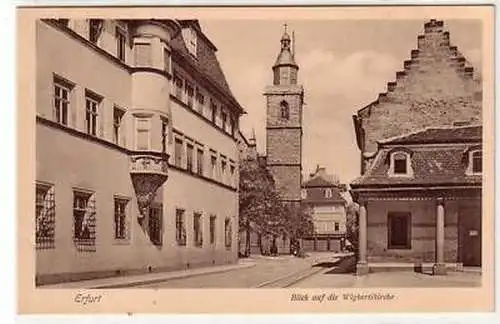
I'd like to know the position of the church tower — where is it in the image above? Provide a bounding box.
[264,24,304,212]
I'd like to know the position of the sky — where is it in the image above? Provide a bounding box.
[200,19,482,183]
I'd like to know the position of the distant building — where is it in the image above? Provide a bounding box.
[350,19,482,275]
[35,19,245,284]
[301,166,347,253]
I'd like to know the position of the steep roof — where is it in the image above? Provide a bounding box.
[302,187,346,204]
[379,125,482,145]
[303,176,335,188]
[170,20,245,115]
[351,126,482,188]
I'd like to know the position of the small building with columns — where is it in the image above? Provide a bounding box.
[350,125,482,275]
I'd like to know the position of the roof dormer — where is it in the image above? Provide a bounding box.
[182,26,197,57]
[387,148,414,178]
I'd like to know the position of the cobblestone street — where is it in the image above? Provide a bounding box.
[134,255,315,288]
[131,253,481,289]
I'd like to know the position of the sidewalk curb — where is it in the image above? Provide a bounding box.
[44,262,257,289]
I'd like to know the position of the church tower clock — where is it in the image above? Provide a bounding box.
[264,24,304,215]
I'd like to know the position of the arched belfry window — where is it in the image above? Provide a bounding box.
[280,101,290,120]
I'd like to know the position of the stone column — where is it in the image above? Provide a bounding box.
[356,200,369,275]
[433,198,447,275]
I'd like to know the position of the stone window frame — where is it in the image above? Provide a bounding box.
[113,106,125,145]
[388,149,414,178]
[84,89,103,137]
[175,208,187,246]
[280,100,290,120]
[88,19,104,44]
[224,217,232,249]
[35,182,56,250]
[324,188,333,198]
[387,212,412,250]
[72,188,97,252]
[334,222,340,232]
[466,149,482,176]
[113,195,131,244]
[149,203,163,247]
[133,114,153,151]
[115,25,127,62]
[193,212,203,247]
[209,215,216,245]
[53,74,75,127]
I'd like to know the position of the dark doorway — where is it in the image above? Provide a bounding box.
[388,212,411,249]
[459,204,482,266]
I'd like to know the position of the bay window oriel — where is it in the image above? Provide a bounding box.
[135,117,151,151]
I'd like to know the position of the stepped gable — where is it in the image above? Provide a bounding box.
[354,19,482,154]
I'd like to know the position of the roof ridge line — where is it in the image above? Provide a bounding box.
[378,124,482,144]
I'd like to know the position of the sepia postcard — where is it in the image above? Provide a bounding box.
[17,4,494,314]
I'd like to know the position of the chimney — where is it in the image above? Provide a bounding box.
[317,167,327,178]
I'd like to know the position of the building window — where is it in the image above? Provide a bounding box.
[174,138,183,167]
[290,69,297,85]
[89,19,103,44]
[210,155,217,178]
[324,188,333,198]
[229,118,235,136]
[389,151,412,177]
[186,143,194,172]
[230,165,235,185]
[35,183,55,249]
[209,215,216,245]
[135,118,151,150]
[393,154,407,174]
[85,91,100,136]
[176,209,186,246]
[195,92,204,114]
[53,79,72,126]
[221,159,227,182]
[469,150,482,174]
[113,107,125,145]
[197,148,204,176]
[116,27,126,62]
[224,218,232,248]
[114,198,129,240]
[174,75,183,99]
[149,204,163,246]
[334,222,340,232]
[280,101,290,119]
[185,83,194,108]
[211,101,217,124]
[161,118,169,153]
[57,19,69,27]
[221,111,227,132]
[163,48,171,73]
[73,191,96,251]
[134,43,152,66]
[387,212,411,249]
[193,213,203,247]
[182,27,197,56]
[301,189,307,199]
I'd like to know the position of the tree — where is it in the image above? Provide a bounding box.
[239,158,285,256]
[345,202,359,255]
